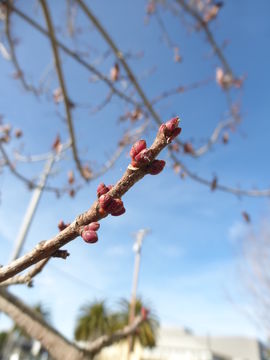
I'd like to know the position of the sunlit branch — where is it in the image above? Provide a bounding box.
[0,258,49,287]
[0,123,177,282]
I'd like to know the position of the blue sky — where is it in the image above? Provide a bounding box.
[0,0,270,342]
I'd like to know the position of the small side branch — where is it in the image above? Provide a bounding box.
[170,153,270,197]
[82,315,144,355]
[176,0,233,76]
[0,258,50,287]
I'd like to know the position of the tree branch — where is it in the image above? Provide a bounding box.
[4,5,39,95]
[0,120,180,283]
[0,288,91,360]
[81,315,145,355]
[0,258,50,287]
[6,2,139,108]
[170,153,270,197]
[39,0,89,181]
[175,0,233,76]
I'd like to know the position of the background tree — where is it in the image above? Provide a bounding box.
[74,298,158,348]
[75,300,115,342]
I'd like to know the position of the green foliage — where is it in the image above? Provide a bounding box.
[117,298,159,348]
[0,331,8,352]
[74,298,159,348]
[74,300,115,341]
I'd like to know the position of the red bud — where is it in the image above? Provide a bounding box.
[99,194,113,210]
[148,160,166,175]
[88,222,100,231]
[97,183,110,197]
[111,207,126,216]
[82,230,98,244]
[130,140,147,158]
[165,117,179,131]
[134,148,152,166]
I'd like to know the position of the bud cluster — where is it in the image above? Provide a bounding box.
[159,116,181,143]
[81,222,100,244]
[130,140,153,168]
[97,183,126,217]
[129,140,166,176]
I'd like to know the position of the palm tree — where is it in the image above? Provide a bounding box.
[74,300,117,341]
[74,298,159,348]
[0,331,8,353]
[117,298,159,348]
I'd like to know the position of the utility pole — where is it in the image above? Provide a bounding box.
[9,154,55,261]
[127,228,150,358]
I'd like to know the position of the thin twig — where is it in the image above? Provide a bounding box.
[81,315,145,355]
[5,6,39,95]
[6,2,140,108]
[175,0,233,76]
[40,0,89,181]
[0,140,69,193]
[170,152,270,197]
[0,258,49,287]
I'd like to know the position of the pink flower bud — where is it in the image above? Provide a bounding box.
[99,194,113,211]
[148,159,166,175]
[159,124,167,134]
[82,230,98,244]
[111,206,126,216]
[130,140,147,159]
[165,117,179,131]
[134,148,152,166]
[97,183,110,197]
[88,222,100,231]
[168,127,182,142]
